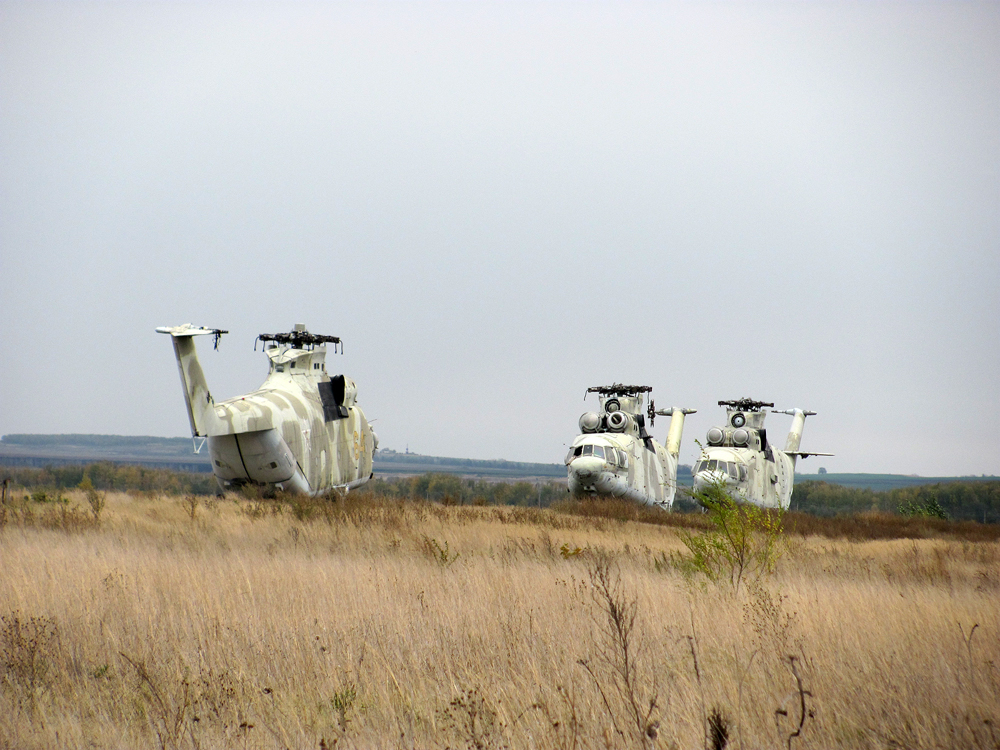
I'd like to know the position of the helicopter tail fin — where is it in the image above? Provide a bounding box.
[772,409,816,461]
[156,325,227,437]
[661,407,697,458]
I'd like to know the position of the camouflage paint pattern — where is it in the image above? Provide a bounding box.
[692,402,830,510]
[565,392,694,510]
[157,324,376,495]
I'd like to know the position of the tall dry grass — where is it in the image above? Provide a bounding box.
[0,490,998,749]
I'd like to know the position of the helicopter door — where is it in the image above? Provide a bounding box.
[318,375,349,421]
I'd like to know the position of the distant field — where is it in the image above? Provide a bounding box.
[1,490,996,749]
[373,450,568,479]
[794,472,1000,491]
[0,434,213,472]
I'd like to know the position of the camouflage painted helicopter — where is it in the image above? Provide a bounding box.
[692,398,831,509]
[565,384,695,509]
[156,323,377,495]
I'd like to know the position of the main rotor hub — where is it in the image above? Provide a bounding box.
[586,383,652,398]
[257,329,342,352]
[718,398,773,412]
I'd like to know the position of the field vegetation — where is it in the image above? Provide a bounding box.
[1,483,998,749]
[5,463,1000,522]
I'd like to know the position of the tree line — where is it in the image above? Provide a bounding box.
[0,462,218,495]
[791,479,1000,522]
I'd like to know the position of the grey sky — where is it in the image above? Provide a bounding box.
[1,1,998,476]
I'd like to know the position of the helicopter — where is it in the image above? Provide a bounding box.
[565,384,695,510]
[156,323,377,495]
[692,398,831,509]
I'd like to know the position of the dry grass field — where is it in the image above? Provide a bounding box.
[1,490,998,749]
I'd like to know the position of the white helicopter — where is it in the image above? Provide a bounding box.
[692,398,831,509]
[565,384,695,510]
[157,324,377,495]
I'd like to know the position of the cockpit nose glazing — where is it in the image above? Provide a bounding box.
[693,459,746,491]
[566,443,606,463]
[566,443,628,469]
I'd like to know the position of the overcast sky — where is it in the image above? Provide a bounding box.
[1,1,998,476]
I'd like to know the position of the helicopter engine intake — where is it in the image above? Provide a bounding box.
[607,411,630,432]
[579,412,601,433]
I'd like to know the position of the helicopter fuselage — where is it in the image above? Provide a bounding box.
[158,325,376,495]
[565,391,692,510]
[566,432,677,507]
[692,402,823,510]
[692,444,795,509]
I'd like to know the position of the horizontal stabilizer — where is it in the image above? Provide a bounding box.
[786,451,834,458]
[156,324,228,338]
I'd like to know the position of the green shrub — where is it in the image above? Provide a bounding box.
[677,482,784,591]
[898,496,949,520]
[421,536,460,567]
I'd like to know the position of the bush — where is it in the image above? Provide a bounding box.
[898,496,948,520]
[677,482,784,591]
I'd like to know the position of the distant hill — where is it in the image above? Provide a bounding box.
[373,449,565,479]
[0,434,211,472]
[373,449,698,480]
[794,472,1000,492]
[1,434,195,452]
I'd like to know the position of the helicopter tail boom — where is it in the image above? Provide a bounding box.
[156,325,226,438]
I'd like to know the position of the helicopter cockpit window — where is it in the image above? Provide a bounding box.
[581,444,593,456]
[618,449,628,468]
[606,447,618,466]
[694,459,740,480]
[592,445,606,460]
